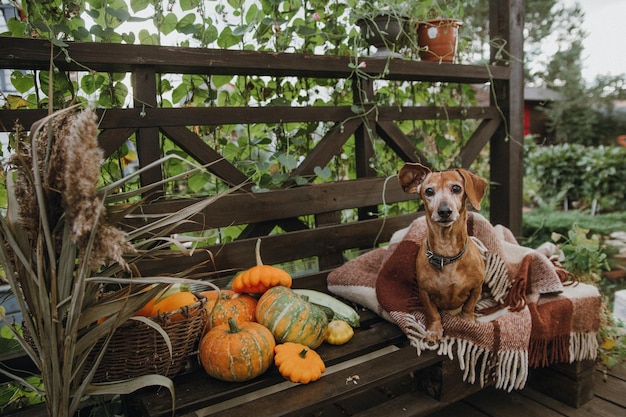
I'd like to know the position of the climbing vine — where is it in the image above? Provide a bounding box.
[2,0,484,191]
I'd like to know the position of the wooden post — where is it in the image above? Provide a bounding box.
[353,77,377,221]
[489,0,524,236]
[132,66,164,198]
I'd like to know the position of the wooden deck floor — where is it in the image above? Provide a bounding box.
[430,365,626,417]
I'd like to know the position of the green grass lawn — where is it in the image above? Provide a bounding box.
[521,209,626,248]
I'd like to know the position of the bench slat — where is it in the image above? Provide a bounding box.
[125,177,412,231]
[130,312,411,417]
[136,214,416,276]
[180,347,441,417]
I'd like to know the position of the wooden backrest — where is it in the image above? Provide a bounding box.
[0,9,524,284]
[131,177,419,285]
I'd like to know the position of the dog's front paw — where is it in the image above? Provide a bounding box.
[425,323,443,343]
[460,311,475,322]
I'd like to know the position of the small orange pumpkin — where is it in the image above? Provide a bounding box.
[133,296,157,317]
[151,291,198,321]
[199,318,276,382]
[201,289,257,329]
[231,239,292,294]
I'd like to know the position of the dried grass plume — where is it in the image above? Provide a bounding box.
[10,107,135,272]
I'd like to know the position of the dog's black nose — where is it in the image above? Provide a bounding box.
[438,205,452,219]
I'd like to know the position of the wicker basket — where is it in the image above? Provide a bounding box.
[23,293,207,382]
[87,294,208,382]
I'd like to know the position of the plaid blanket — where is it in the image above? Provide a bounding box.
[327,212,600,391]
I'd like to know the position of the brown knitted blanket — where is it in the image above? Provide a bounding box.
[327,213,600,391]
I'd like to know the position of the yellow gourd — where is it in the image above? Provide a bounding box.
[325,320,354,345]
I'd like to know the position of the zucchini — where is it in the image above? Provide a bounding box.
[293,289,360,328]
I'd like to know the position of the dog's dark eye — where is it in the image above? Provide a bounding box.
[452,185,462,194]
[424,187,435,197]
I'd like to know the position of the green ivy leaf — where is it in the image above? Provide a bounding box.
[105,6,130,23]
[160,13,178,35]
[217,27,241,49]
[277,153,298,170]
[295,25,317,36]
[314,166,332,179]
[171,84,189,104]
[80,73,98,94]
[233,23,253,36]
[10,71,35,94]
[51,39,69,48]
[130,0,150,13]
[187,172,210,193]
[227,0,245,8]
[138,29,159,45]
[6,16,26,37]
[294,176,309,185]
[180,0,202,11]
[176,13,197,35]
[211,75,234,89]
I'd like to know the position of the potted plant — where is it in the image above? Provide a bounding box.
[356,11,408,58]
[351,0,464,62]
[416,17,463,63]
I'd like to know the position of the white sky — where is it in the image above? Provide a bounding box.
[561,0,626,82]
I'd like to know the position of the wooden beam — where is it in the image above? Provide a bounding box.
[0,106,501,133]
[375,120,429,165]
[290,118,361,179]
[122,177,412,231]
[160,125,249,188]
[459,118,502,169]
[97,128,136,158]
[0,37,510,82]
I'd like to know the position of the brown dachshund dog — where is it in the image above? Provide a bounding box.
[398,163,489,343]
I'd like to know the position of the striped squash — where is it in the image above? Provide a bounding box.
[201,289,257,329]
[256,286,328,349]
[199,318,275,382]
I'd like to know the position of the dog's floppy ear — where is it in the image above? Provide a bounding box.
[456,169,488,210]
[398,163,431,194]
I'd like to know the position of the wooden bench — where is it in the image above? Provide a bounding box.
[122,180,480,417]
[120,179,596,417]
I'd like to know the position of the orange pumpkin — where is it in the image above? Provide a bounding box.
[256,286,328,349]
[231,239,292,294]
[199,318,276,382]
[274,342,325,384]
[151,291,198,321]
[201,289,257,329]
[134,296,157,317]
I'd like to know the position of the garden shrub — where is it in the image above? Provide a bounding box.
[524,140,626,213]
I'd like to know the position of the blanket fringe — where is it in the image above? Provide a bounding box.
[391,311,529,391]
[484,253,510,303]
[495,349,528,391]
[569,331,598,363]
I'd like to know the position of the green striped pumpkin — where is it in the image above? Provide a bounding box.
[199,318,275,382]
[256,286,329,349]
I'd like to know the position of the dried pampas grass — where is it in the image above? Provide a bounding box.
[10,107,134,272]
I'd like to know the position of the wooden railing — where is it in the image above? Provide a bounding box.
[0,1,524,254]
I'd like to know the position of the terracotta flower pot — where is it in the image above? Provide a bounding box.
[357,13,407,58]
[417,18,463,63]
